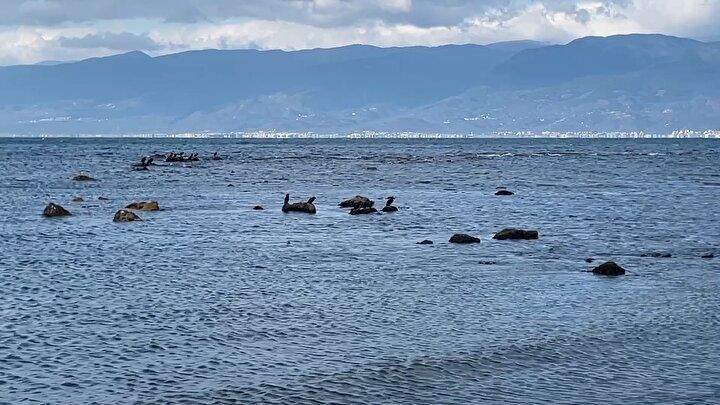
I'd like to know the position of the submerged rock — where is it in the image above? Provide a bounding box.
[493,228,539,240]
[113,210,141,222]
[125,201,159,211]
[641,252,672,258]
[72,174,94,181]
[495,190,515,196]
[478,261,497,265]
[98,196,110,201]
[585,258,594,263]
[449,234,481,244]
[340,195,374,209]
[592,261,626,276]
[417,240,434,245]
[43,203,71,217]
[701,253,715,259]
[71,196,84,203]
[253,205,264,210]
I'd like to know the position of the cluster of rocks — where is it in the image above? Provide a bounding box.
[42,199,160,222]
[338,195,398,215]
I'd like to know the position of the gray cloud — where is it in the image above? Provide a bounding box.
[58,32,161,51]
[0,0,649,28]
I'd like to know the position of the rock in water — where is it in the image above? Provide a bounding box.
[495,190,514,196]
[592,261,626,276]
[701,253,714,259]
[493,228,539,240]
[350,207,378,215]
[449,234,481,244]
[641,252,672,258]
[72,196,84,202]
[72,174,95,181]
[253,206,264,210]
[125,201,159,211]
[417,240,434,245]
[43,203,71,217]
[339,195,374,209]
[113,210,141,222]
[282,194,317,214]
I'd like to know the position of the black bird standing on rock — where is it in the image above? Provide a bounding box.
[382,196,398,212]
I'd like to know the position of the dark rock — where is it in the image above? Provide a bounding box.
[592,261,626,276]
[282,194,316,214]
[253,206,264,210]
[478,261,497,265]
[701,253,715,259]
[228,184,235,187]
[72,174,95,181]
[98,196,110,201]
[113,210,141,222]
[125,201,159,211]
[43,203,71,217]
[71,196,84,202]
[449,234,481,244]
[585,258,594,263]
[496,186,507,189]
[350,207,378,215]
[641,252,672,258]
[417,240,434,245]
[495,190,514,196]
[493,228,539,240]
[339,195,374,209]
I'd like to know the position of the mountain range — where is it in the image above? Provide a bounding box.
[1,34,719,135]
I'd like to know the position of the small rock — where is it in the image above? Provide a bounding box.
[43,203,71,217]
[701,253,714,259]
[350,207,378,215]
[641,252,672,258]
[125,201,159,211]
[478,261,497,265]
[592,261,626,276]
[585,258,594,263]
[72,174,94,181]
[253,206,264,210]
[449,234,481,244]
[228,184,235,187]
[339,195,374,209]
[496,186,507,189]
[495,190,514,196]
[98,196,110,201]
[417,240,434,245]
[493,228,539,240]
[113,210,141,222]
[71,196,84,202]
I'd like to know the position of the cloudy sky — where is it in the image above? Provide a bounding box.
[1,0,719,65]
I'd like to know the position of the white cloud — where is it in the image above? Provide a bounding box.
[0,0,718,65]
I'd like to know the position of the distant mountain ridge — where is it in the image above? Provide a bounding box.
[1,34,718,134]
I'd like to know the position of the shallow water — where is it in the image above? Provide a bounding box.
[1,138,719,404]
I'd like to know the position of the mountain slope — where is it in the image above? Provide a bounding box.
[0,34,718,134]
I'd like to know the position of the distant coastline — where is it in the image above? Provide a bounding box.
[2,130,719,139]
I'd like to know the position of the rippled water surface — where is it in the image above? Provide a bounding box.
[1,138,719,404]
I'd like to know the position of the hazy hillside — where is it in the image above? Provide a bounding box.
[1,34,718,134]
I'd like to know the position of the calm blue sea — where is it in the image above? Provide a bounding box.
[1,138,719,404]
